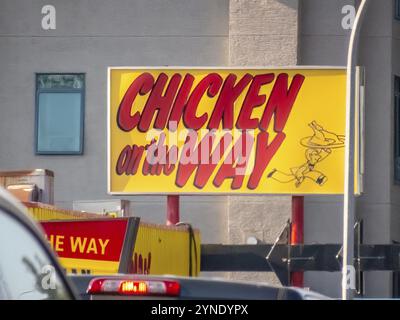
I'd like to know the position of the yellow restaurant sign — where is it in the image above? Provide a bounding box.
[108,67,350,195]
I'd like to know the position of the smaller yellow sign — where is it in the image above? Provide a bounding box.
[133,223,201,276]
[38,217,201,277]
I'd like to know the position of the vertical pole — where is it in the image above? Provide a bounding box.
[291,196,304,287]
[342,0,369,300]
[167,195,180,225]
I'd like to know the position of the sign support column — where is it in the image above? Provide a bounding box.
[167,195,180,225]
[291,195,304,287]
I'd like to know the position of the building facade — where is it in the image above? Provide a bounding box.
[0,0,399,298]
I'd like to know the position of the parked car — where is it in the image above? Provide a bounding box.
[0,187,77,300]
[69,274,330,300]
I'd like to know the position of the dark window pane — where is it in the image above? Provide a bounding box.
[395,76,400,183]
[37,92,82,153]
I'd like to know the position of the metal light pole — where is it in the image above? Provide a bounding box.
[342,0,369,300]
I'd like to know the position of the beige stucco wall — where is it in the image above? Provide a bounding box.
[228,0,299,284]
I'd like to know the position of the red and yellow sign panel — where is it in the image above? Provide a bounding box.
[41,219,128,274]
[109,68,347,194]
[40,218,201,276]
[133,223,200,276]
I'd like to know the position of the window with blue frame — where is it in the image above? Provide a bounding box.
[35,74,85,154]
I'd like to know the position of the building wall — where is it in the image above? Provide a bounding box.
[299,0,355,298]
[0,0,230,245]
[228,0,299,285]
[0,0,399,298]
[357,0,394,298]
[300,0,397,298]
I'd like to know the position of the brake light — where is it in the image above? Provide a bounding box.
[120,281,147,294]
[87,278,181,297]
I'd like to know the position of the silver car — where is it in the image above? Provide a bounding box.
[0,188,77,300]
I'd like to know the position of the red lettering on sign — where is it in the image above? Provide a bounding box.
[114,71,306,190]
[259,73,305,132]
[41,219,129,261]
[116,145,145,175]
[139,73,181,132]
[183,73,223,130]
[175,131,232,189]
[116,72,305,132]
[142,134,176,176]
[236,73,275,129]
[168,73,195,130]
[208,73,253,130]
[248,131,286,189]
[117,72,154,131]
[213,131,254,189]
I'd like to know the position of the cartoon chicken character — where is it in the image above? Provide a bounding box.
[267,121,345,188]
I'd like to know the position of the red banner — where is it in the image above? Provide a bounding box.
[41,219,128,261]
